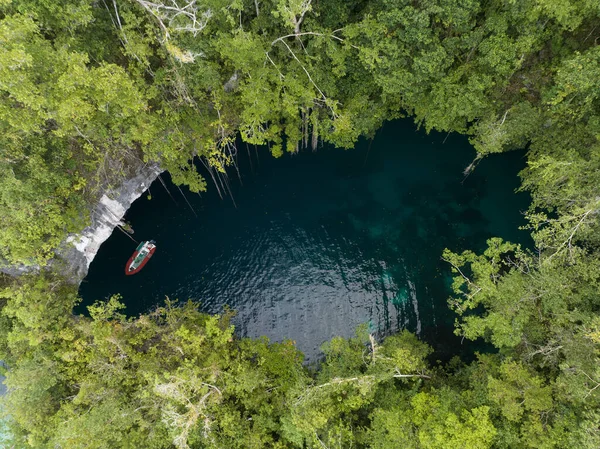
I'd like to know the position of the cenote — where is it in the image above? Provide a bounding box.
[79,118,530,361]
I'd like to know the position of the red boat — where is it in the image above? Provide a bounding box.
[125,240,157,275]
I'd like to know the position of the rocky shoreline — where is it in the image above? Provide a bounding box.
[0,163,162,284]
[59,163,162,283]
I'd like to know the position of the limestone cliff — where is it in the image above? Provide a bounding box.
[58,163,162,283]
[0,163,162,283]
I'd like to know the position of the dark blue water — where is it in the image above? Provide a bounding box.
[79,119,529,361]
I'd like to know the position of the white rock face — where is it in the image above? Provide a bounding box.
[66,195,127,267]
[59,163,162,283]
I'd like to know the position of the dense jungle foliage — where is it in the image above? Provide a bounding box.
[1,0,599,447]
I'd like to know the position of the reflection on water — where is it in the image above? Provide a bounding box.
[178,225,425,358]
[80,119,530,361]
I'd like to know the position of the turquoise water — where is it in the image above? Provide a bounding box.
[79,119,530,361]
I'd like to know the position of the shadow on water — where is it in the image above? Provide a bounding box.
[79,119,531,362]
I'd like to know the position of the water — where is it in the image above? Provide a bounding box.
[79,119,530,361]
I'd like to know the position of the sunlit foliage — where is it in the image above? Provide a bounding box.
[1,0,600,447]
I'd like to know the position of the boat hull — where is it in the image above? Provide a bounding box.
[125,244,156,275]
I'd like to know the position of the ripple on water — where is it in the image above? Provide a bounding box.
[80,119,530,361]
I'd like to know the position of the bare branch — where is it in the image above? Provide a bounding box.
[265,52,285,80]
[369,334,377,364]
[580,370,600,399]
[271,31,355,48]
[274,39,337,116]
[254,0,260,17]
[294,0,312,34]
[393,371,431,380]
[134,0,212,40]
[546,208,595,262]
[441,256,473,286]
